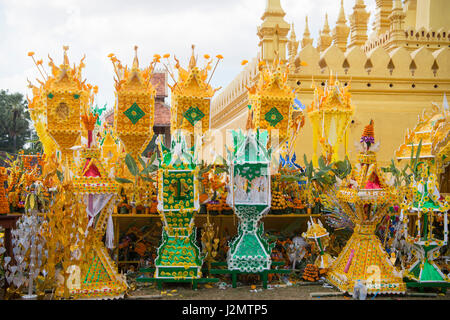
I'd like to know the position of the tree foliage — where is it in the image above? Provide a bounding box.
[0,90,33,153]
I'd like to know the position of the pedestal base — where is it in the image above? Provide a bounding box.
[327,224,406,295]
[227,231,272,273]
[406,243,449,284]
[154,230,203,280]
[56,245,127,300]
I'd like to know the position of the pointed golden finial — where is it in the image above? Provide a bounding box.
[302,16,313,48]
[290,22,296,39]
[305,16,310,35]
[323,13,330,33]
[246,107,254,131]
[338,0,346,22]
[132,45,139,69]
[63,45,70,66]
[189,44,197,69]
[329,69,335,86]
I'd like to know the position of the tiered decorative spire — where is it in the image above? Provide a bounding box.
[388,0,406,49]
[348,0,370,49]
[318,13,332,52]
[373,0,393,36]
[164,45,222,140]
[257,0,290,62]
[333,0,350,52]
[287,23,299,67]
[109,46,157,92]
[301,16,314,48]
[171,45,216,98]
[43,46,95,159]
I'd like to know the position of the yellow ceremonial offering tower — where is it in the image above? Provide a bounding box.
[110,46,156,159]
[170,46,219,139]
[247,58,296,148]
[68,111,127,300]
[396,96,450,192]
[101,127,120,172]
[307,73,354,165]
[326,120,406,295]
[27,80,58,158]
[44,47,87,162]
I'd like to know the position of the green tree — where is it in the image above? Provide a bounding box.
[0,90,33,153]
[23,130,43,155]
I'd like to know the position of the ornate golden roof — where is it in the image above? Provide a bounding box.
[303,219,329,239]
[307,73,354,113]
[28,46,96,111]
[247,59,294,100]
[109,46,157,95]
[172,45,217,98]
[396,96,450,160]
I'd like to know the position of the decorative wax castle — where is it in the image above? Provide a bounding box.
[211,0,450,166]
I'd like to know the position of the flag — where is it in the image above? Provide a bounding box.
[443,93,449,112]
[293,98,306,111]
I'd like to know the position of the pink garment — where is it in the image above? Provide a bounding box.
[365,173,381,189]
[83,158,101,177]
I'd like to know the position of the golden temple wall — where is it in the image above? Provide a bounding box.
[211,44,450,166]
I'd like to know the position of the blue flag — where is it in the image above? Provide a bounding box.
[293,98,306,110]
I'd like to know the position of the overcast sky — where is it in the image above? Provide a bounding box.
[0,0,376,109]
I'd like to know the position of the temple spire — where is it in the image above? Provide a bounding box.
[257,0,290,62]
[348,0,370,49]
[387,0,406,50]
[333,0,350,52]
[288,23,299,66]
[302,16,313,48]
[261,0,285,19]
[318,13,332,52]
[373,0,393,36]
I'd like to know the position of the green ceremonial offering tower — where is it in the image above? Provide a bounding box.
[226,129,275,272]
[403,162,450,288]
[154,133,203,279]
